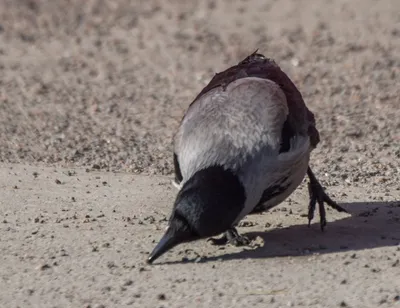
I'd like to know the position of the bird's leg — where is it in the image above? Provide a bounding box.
[208,228,251,246]
[307,167,348,231]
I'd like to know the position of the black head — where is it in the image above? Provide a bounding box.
[147,165,246,264]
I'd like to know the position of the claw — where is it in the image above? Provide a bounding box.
[307,182,317,227]
[228,235,250,246]
[208,228,251,247]
[307,167,348,230]
[318,198,327,231]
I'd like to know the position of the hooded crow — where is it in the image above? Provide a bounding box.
[147,51,347,264]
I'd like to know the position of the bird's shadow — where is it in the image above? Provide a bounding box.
[162,201,400,264]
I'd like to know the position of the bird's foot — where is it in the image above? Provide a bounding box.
[208,228,251,247]
[307,167,348,231]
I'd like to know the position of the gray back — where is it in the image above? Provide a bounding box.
[174,77,290,182]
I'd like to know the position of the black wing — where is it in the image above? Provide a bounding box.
[250,176,292,214]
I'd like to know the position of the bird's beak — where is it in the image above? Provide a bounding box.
[147,227,179,264]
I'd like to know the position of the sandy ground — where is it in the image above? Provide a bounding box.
[0,0,399,307]
[0,164,399,308]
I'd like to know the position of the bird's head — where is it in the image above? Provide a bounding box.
[147,165,246,264]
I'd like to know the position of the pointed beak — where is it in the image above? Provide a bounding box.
[147,228,179,264]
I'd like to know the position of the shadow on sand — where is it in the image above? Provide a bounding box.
[161,201,400,264]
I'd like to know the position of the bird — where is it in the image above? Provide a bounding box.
[147,51,348,264]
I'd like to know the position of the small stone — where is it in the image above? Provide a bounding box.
[37,264,51,270]
[157,294,166,300]
[291,58,299,67]
[238,221,256,227]
[55,179,62,184]
[144,216,155,223]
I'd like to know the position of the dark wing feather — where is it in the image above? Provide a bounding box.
[250,175,292,214]
[173,153,183,185]
[279,118,295,154]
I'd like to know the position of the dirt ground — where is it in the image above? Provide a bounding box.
[0,0,399,307]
